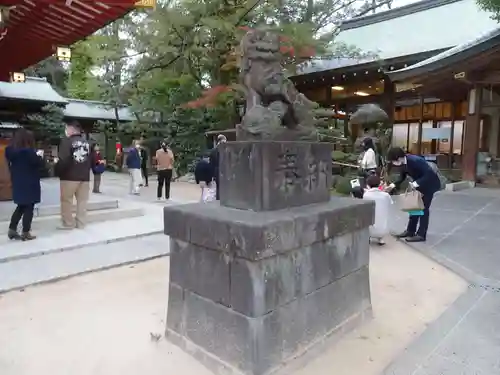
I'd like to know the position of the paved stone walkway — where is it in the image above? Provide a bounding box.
[4,173,500,374]
[385,188,500,375]
[92,172,200,203]
[0,173,194,294]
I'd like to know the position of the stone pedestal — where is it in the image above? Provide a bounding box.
[164,141,374,375]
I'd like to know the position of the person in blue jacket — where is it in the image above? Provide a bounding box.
[386,147,441,243]
[5,129,44,241]
[126,141,142,195]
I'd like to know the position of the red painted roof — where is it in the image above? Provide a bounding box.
[0,0,137,81]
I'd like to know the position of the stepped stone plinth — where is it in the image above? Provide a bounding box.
[163,141,374,375]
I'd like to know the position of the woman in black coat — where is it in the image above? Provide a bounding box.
[5,129,43,241]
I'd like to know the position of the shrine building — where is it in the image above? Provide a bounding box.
[0,0,147,200]
[292,0,500,185]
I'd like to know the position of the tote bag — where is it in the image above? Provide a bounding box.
[398,188,424,212]
[201,185,216,203]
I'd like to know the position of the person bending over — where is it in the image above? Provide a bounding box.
[386,147,441,243]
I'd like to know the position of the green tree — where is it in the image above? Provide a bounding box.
[66,41,102,100]
[477,0,500,20]
[124,0,394,174]
[22,0,395,176]
[25,104,66,142]
[24,57,68,95]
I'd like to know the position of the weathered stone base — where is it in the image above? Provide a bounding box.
[167,267,371,375]
[219,141,332,211]
[164,198,374,375]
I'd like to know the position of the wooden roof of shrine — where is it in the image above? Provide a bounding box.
[0,76,135,121]
[296,0,497,78]
[64,99,135,122]
[0,76,67,103]
[0,0,137,81]
[388,27,500,83]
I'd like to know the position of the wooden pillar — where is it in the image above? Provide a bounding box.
[417,95,424,155]
[326,86,332,107]
[382,78,395,124]
[333,104,339,151]
[449,102,456,169]
[344,103,352,148]
[462,85,483,181]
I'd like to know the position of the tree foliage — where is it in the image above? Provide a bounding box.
[24,0,394,174]
[24,57,68,95]
[26,104,66,142]
[477,0,500,20]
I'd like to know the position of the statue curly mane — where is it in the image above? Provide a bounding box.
[237,30,319,141]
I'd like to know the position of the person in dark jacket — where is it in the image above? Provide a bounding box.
[55,121,91,229]
[126,140,142,195]
[5,129,43,241]
[195,152,214,200]
[195,153,213,185]
[387,147,441,243]
[91,144,105,194]
[139,145,149,187]
[209,134,226,200]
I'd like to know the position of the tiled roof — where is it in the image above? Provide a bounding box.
[0,77,68,104]
[297,0,498,76]
[388,27,500,81]
[63,99,135,122]
[335,0,497,60]
[297,57,376,75]
[0,77,135,121]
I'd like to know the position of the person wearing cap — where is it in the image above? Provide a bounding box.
[54,121,92,229]
[209,134,227,200]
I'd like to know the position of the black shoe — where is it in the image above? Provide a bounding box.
[21,232,36,241]
[405,235,426,243]
[7,229,21,240]
[393,230,414,239]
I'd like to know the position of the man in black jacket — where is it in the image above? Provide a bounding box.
[55,121,91,229]
[386,147,441,243]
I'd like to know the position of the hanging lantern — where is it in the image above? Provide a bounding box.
[56,46,71,62]
[0,6,12,29]
[10,72,25,83]
[135,0,156,8]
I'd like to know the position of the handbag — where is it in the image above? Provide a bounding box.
[201,184,216,203]
[92,163,105,174]
[398,188,424,212]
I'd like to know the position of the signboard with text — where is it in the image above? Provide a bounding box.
[422,127,451,141]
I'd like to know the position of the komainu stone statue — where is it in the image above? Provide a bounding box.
[237,29,319,141]
[163,28,374,375]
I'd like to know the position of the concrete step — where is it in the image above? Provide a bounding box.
[0,234,170,294]
[0,211,164,263]
[0,199,120,222]
[0,206,144,236]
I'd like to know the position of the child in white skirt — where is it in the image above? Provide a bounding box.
[362,174,393,245]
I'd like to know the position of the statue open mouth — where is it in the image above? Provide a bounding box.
[237,29,320,141]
